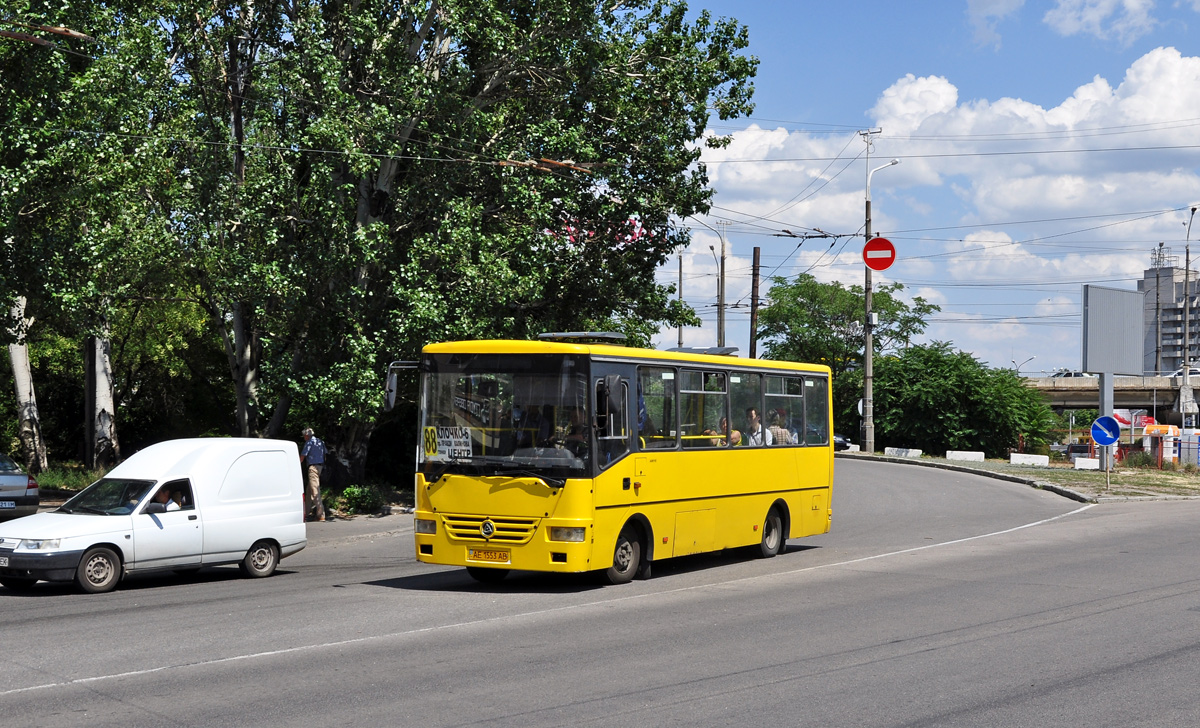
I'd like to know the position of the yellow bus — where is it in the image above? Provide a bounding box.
[403,334,833,584]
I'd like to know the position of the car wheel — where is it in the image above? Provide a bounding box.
[238,541,279,578]
[75,547,121,594]
[466,566,509,583]
[605,525,641,585]
[758,507,784,558]
[0,576,37,592]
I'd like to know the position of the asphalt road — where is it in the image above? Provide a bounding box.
[4,459,1200,727]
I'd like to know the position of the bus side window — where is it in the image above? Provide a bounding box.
[804,377,830,445]
[766,375,802,447]
[638,367,677,449]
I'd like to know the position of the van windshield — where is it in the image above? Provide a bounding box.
[58,478,157,515]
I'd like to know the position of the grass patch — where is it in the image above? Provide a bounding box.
[35,464,107,492]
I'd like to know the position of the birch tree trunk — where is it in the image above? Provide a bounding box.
[8,297,47,473]
[89,317,120,467]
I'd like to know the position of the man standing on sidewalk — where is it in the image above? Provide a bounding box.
[300,428,326,522]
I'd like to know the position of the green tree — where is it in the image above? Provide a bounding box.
[840,342,1054,458]
[2,1,756,483]
[757,273,938,380]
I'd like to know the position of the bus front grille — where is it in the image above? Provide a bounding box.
[441,514,539,543]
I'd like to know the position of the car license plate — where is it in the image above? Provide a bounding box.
[0,556,7,567]
[469,548,510,564]
[0,501,13,509]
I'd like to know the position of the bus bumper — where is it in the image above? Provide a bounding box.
[413,512,596,573]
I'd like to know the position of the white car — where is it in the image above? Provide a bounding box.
[0,438,306,593]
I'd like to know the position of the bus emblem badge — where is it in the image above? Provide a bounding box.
[480,520,495,538]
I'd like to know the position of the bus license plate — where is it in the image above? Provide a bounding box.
[469,548,510,564]
[0,557,7,567]
[0,501,13,508]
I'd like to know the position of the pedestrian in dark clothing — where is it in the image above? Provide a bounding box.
[301,428,326,521]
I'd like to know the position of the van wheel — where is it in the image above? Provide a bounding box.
[466,566,509,584]
[239,541,279,578]
[605,525,641,585]
[0,576,37,591]
[76,547,121,593]
[758,507,784,558]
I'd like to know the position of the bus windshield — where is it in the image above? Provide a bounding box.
[420,353,591,480]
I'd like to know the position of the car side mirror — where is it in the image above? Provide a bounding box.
[144,502,166,514]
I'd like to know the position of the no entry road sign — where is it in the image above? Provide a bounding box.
[863,237,896,271]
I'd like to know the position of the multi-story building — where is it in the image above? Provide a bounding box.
[1139,245,1198,376]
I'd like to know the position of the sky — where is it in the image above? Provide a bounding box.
[655,0,1200,376]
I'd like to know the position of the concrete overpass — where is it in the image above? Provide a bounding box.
[1026,375,1190,422]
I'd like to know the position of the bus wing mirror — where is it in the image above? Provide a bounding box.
[384,360,418,412]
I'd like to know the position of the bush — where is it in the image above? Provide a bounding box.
[341,484,385,514]
[1122,450,1156,469]
[35,465,107,492]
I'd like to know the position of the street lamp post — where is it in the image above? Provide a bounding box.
[862,155,900,455]
[690,217,728,348]
[1012,356,1036,374]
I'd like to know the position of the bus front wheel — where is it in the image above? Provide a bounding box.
[758,507,784,558]
[605,526,641,585]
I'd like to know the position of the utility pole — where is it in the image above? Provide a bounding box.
[717,222,727,348]
[860,128,898,455]
[1187,207,1198,394]
[678,252,684,348]
[749,246,761,358]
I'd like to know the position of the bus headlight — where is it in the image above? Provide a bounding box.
[549,527,586,542]
[414,519,437,535]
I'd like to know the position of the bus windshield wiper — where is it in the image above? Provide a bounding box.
[492,463,566,488]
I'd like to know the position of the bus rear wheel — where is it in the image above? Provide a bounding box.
[758,507,784,558]
[466,566,509,584]
[605,526,641,585]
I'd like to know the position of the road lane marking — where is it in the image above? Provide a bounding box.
[0,504,1094,697]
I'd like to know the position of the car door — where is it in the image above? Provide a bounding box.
[130,479,203,569]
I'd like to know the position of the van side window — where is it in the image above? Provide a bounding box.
[162,478,195,510]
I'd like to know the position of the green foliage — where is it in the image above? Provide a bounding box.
[340,483,385,514]
[1,1,756,476]
[841,342,1054,458]
[33,465,107,492]
[757,274,939,380]
[1123,450,1156,468]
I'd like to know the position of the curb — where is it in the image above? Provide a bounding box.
[836,452,1095,503]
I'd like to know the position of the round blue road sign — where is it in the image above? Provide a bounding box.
[1091,415,1120,446]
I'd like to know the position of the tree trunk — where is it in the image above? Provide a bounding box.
[89,318,120,468]
[8,298,47,473]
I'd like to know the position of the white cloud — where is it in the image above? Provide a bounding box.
[967,0,1026,48]
[1043,0,1157,45]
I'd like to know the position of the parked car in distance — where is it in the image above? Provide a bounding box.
[1066,443,1092,462]
[0,454,38,521]
[1051,370,1097,378]
[833,433,851,451]
[0,438,306,594]
[1168,367,1200,378]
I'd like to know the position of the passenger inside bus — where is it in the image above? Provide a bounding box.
[743,407,773,447]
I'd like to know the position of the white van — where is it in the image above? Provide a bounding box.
[0,438,306,593]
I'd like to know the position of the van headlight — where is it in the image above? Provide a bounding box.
[20,539,61,551]
[549,527,586,542]
[414,519,436,535]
